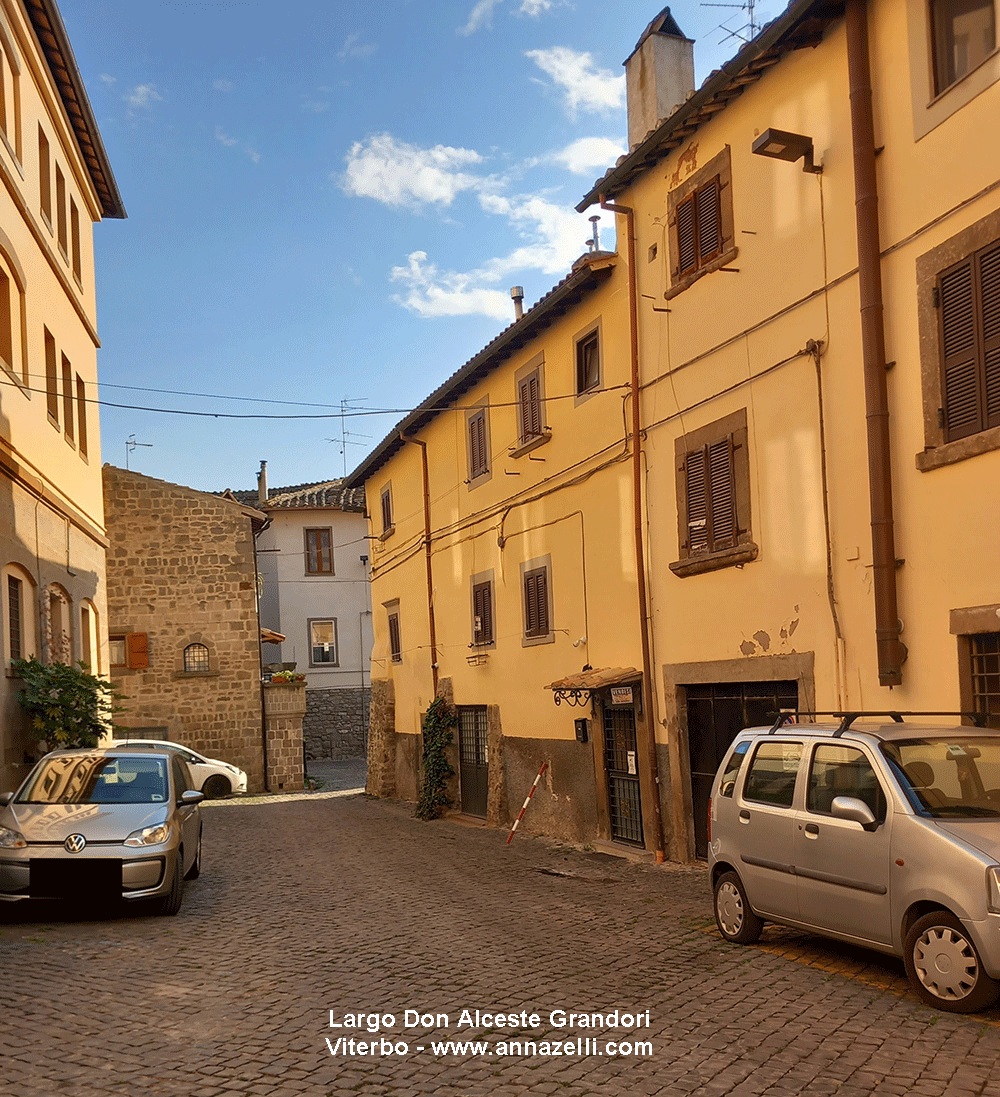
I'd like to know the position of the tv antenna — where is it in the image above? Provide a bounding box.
[125,434,153,470]
[326,398,371,477]
[702,0,760,44]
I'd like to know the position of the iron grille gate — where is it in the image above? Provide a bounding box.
[686,680,798,858]
[603,704,644,846]
[457,706,489,818]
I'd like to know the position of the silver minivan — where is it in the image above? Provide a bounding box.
[708,715,1000,1012]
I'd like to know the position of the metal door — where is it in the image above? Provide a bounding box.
[686,680,798,857]
[603,704,644,846]
[458,706,488,818]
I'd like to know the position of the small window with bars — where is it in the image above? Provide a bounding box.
[472,580,494,646]
[183,643,210,672]
[937,238,1000,442]
[7,574,21,662]
[467,406,489,481]
[970,632,1000,728]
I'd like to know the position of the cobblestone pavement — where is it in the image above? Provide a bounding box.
[3,794,1000,1097]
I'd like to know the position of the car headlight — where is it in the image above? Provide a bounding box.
[987,866,1000,914]
[0,825,26,849]
[124,823,171,847]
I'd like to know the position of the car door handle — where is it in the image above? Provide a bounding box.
[739,810,751,823]
[805,823,819,837]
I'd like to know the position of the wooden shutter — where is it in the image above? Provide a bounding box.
[981,241,1000,428]
[676,194,697,277]
[684,436,736,554]
[940,257,980,440]
[524,569,548,638]
[126,632,148,669]
[473,581,493,644]
[469,410,488,477]
[697,177,722,264]
[381,488,392,532]
[519,373,540,441]
[684,448,708,552]
[388,613,401,661]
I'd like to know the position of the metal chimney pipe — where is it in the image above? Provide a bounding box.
[257,460,268,505]
[589,215,601,251]
[510,286,524,321]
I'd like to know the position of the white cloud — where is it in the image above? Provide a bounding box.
[215,126,261,163]
[338,32,378,61]
[340,134,486,210]
[213,78,234,92]
[520,0,554,13]
[459,0,503,35]
[99,73,116,86]
[552,136,626,174]
[525,46,625,117]
[125,83,163,114]
[391,252,514,321]
[302,97,331,114]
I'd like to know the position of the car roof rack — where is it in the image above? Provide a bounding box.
[767,710,987,736]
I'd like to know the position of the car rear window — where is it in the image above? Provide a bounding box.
[743,741,802,808]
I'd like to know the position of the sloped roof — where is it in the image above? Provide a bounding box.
[24,0,125,219]
[343,250,617,489]
[221,481,366,513]
[577,0,843,212]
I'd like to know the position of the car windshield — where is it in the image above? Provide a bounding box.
[881,737,1000,817]
[16,755,169,805]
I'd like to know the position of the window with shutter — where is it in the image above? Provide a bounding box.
[467,405,491,483]
[126,632,149,669]
[388,611,401,662]
[380,485,393,536]
[671,409,756,577]
[676,177,723,278]
[519,371,541,443]
[939,240,1000,442]
[472,580,494,645]
[666,147,736,299]
[523,566,550,640]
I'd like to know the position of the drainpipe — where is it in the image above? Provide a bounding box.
[400,432,439,696]
[845,0,905,687]
[600,194,666,863]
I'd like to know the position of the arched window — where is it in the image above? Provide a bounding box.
[2,563,35,665]
[183,643,210,672]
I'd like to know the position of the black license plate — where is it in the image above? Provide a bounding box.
[30,858,123,899]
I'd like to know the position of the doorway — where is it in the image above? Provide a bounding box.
[457,706,488,817]
[603,703,644,846]
[686,680,798,857]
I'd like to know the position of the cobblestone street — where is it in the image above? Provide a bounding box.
[3,792,1000,1097]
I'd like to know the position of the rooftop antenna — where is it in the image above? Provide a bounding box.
[702,0,760,45]
[125,433,153,470]
[326,398,371,477]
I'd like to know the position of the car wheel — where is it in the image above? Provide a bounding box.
[202,774,231,799]
[156,857,185,917]
[184,827,202,880]
[713,870,763,944]
[904,911,1000,1013]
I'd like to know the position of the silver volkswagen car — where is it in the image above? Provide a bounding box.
[708,715,1000,1013]
[0,747,203,916]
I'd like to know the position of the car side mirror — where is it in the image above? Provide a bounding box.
[0,792,12,807]
[179,789,205,806]
[831,795,877,829]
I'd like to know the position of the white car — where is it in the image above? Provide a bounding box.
[110,739,247,798]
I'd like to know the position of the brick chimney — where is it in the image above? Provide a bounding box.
[624,7,695,151]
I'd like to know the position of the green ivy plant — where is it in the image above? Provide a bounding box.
[11,657,122,750]
[415,696,457,821]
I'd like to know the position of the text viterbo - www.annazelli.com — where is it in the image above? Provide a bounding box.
[324,1008,654,1059]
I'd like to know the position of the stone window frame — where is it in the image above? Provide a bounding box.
[384,599,402,663]
[470,569,496,649]
[950,604,1000,728]
[176,638,217,679]
[916,207,1000,471]
[308,616,340,667]
[665,145,737,301]
[670,407,757,578]
[573,318,603,407]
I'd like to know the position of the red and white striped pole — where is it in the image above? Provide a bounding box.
[506,761,548,845]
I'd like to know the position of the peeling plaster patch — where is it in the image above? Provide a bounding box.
[740,639,757,656]
[780,627,787,639]
[752,630,771,652]
[668,142,699,188]
[788,618,799,637]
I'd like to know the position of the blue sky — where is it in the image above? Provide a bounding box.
[60,0,775,493]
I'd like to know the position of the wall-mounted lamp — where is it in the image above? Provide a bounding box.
[751,128,822,174]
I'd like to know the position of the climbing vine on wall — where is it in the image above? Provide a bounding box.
[415,697,456,821]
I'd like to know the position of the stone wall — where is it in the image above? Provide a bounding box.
[263,681,305,792]
[367,678,396,796]
[302,686,369,760]
[103,466,268,791]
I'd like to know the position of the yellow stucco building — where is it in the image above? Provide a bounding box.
[353,0,1000,861]
[0,0,125,789]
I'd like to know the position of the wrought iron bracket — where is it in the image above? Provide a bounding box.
[552,687,593,708]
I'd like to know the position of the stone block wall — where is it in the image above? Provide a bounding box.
[103,466,267,790]
[367,678,395,796]
[263,681,305,792]
[302,686,369,760]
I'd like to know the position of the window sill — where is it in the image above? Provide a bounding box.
[665,246,739,301]
[521,632,555,648]
[916,426,1000,471]
[509,430,552,459]
[379,526,395,542]
[669,541,758,577]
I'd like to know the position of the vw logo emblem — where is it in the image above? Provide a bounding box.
[64,833,86,854]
